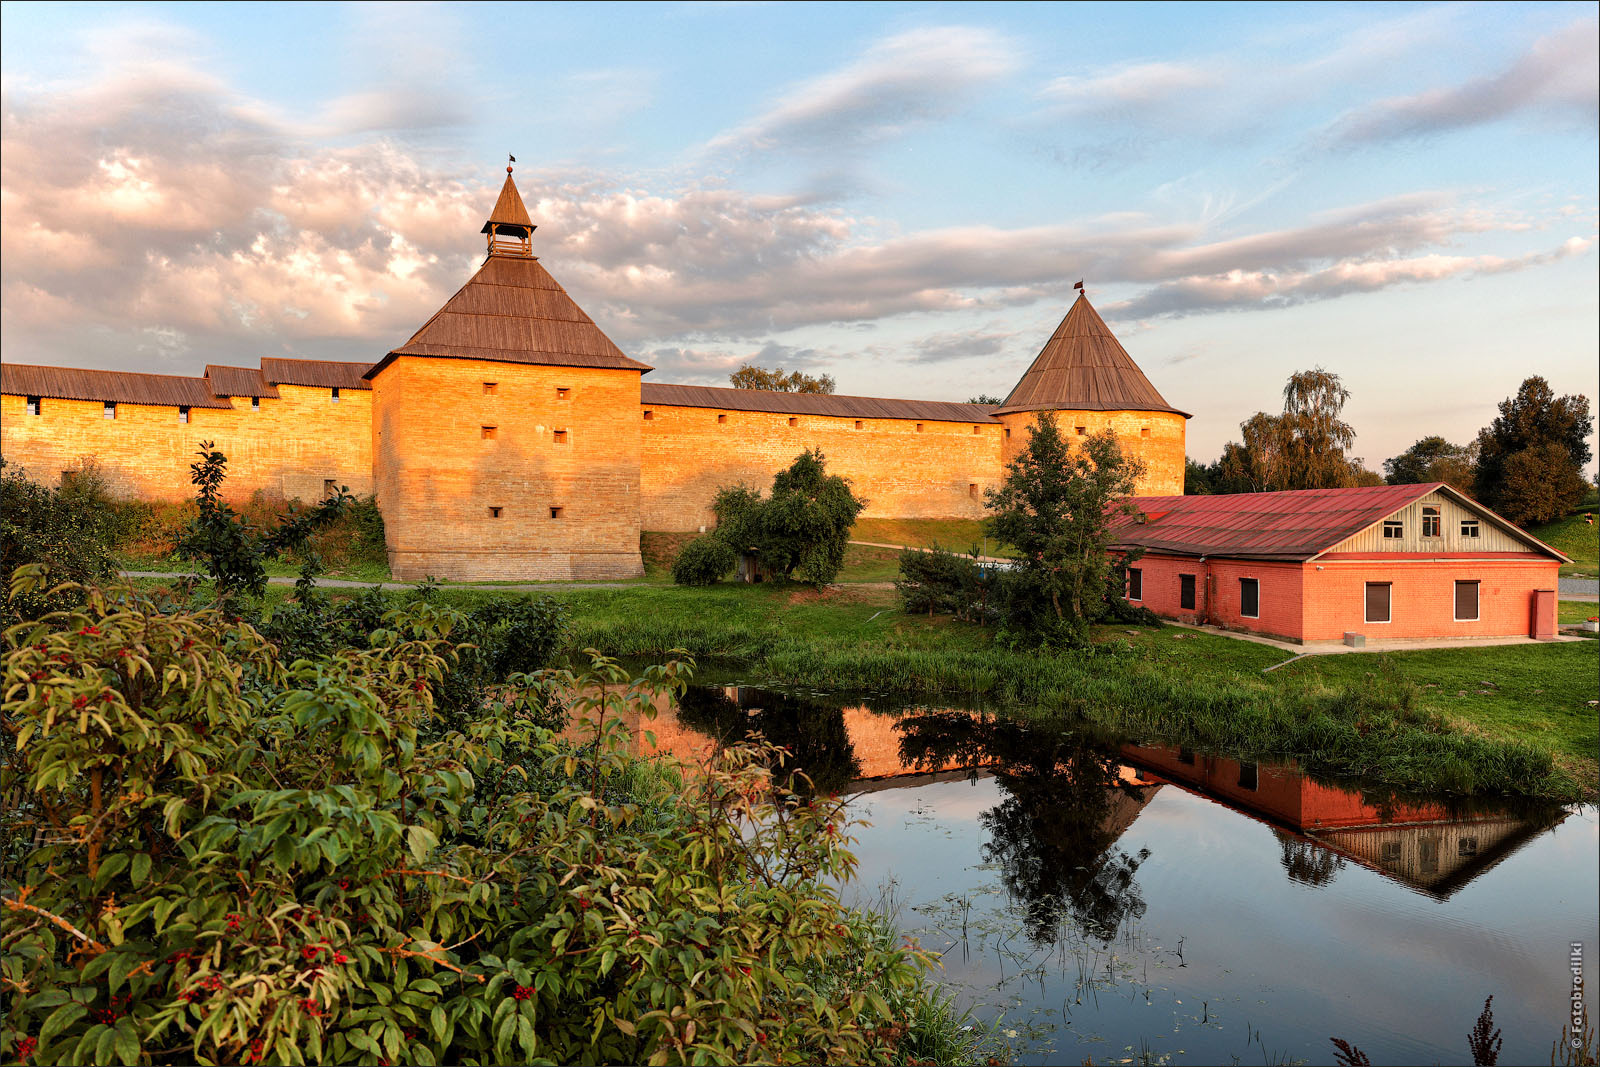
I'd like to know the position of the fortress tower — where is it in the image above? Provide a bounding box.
[365,169,651,580]
[993,294,1189,495]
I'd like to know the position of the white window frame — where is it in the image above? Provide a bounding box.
[1364,582,1392,624]
[1382,520,1403,539]
[1453,580,1480,622]
[1239,577,1260,619]
[1460,518,1480,539]
[1421,505,1441,538]
[104,401,116,420]
[26,396,40,416]
[177,406,190,425]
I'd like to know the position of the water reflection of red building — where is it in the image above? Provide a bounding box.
[1122,744,1564,898]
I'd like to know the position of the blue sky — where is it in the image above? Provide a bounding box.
[2,1,1595,469]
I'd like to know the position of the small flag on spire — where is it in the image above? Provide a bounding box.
[509,154,516,163]
[1073,280,1084,293]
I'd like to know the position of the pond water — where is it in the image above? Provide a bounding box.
[618,674,1598,1066]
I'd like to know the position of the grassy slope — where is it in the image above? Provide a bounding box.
[1528,509,1599,577]
[849,518,1017,557]
[542,582,1596,801]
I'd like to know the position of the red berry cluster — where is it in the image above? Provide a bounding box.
[79,625,100,636]
[93,995,131,1024]
[243,1038,265,1064]
[225,913,242,931]
[14,1036,37,1061]
[300,998,324,1018]
[513,985,534,1001]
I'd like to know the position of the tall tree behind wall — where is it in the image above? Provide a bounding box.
[729,364,837,394]
[1208,367,1360,492]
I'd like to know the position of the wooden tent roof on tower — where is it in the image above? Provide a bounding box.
[995,294,1189,417]
[366,170,651,378]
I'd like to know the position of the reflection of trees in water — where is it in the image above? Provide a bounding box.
[1275,830,1344,887]
[896,711,1152,945]
[674,686,862,794]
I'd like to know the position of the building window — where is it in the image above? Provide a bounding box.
[1381,842,1402,864]
[1383,520,1404,539]
[488,506,503,518]
[1140,427,1151,438]
[643,410,654,421]
[323,479,338,499]
[482,426,497,440]
[1365,582,1392,624]
[1454,580,1479,622]
[854,420,863,430]
[972,425,980,434]
[717,413,727,424]
[788,417,798,427]
[1180,573,1196,610]
[915,423,924,433]
[1460,518,1480,538]
[178,406,190,424]
[483,382,498,395]
[1237,761,1258,791]
[1419,838,1439,875]
[556,387,569,399]
[1075,425,1086,435]
[251,396,260,412]
[1127,567,1143,601]
[26,396,40,416]
[1004,428,1011,439]
[104,401,116,420]
[969,483,978,498]
[549,506,563,519]
[553,429,568,443]
[1421,505,1440,537]
[331,387,341,403]
[1458,836,1479,858]
[1239,578,1260,619]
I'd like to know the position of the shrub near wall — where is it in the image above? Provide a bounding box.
[0,575,959,1066]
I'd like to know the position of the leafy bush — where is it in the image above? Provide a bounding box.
[669,536,736,586]
[1,573,957,1066]
[894,546,999,624]
[0,462,119,629]
[707,450,865,588]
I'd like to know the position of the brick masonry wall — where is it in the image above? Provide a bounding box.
[372,357,644,581]
[1126,554,1307,641]
[639,405,1006,530]
[1301,558,1559,641]
[998,409,1186,496]
[1,387,373,500]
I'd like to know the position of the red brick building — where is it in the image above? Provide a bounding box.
[1110,483,1568,644]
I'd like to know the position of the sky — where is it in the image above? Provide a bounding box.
[2,1,1596,470]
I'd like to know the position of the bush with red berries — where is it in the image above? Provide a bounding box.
[1,568,967,1065]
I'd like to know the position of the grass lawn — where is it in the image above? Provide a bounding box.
[1528,509,1599,577]
[849,517,1016,556]
[1560,599,1598,624]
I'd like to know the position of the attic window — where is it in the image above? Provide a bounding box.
[788,417,798,427]
[251,397,260,412]
[482,426,497,440]
[1460,518,1480,538]
[717,413,727,424]
[643,410,654,421]
[104,401,116,420]
[178,406,191,424]
[556,387,570,399]
[1140,427,1151,438]
[1383,520,1403,539]
[1422,505,1441,538]
[26,396,40,416]
[553,429,568,443]
[331,387,341,403]
[489,506,503,518]
[854,420,863,430]
[549,506,564,519]
[483,382,498,395]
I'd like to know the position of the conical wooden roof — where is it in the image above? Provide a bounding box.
[366,255,652,378]
[995,295,1188,417]
[480,172,534,234]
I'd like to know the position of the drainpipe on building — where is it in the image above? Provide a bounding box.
[1200,556,1211,626]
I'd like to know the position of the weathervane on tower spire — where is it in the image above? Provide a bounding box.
[1073,280,1085,297]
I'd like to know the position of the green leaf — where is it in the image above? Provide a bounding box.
[130,853,152,887]
[39,1000,88,1048]
[112,1017,140,1066]
[431,1004,448,1043]
[405,825,439,864]
[93,853,130,892]
[109,951,139,994]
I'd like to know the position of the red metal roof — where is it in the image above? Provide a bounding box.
[1111,483,1448,561]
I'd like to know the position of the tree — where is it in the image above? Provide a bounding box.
[1474,376,1593,525]
[1183,458,1215,495]
[707,449,865,587]
[968,393,1005,405]
[728,364,836,394]
[0,460,119,628]
[984,413,1144,644]
[1384,436,1478,492]
[1280,367,1356,489]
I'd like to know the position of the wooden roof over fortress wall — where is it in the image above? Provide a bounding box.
[1,358,371,408]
